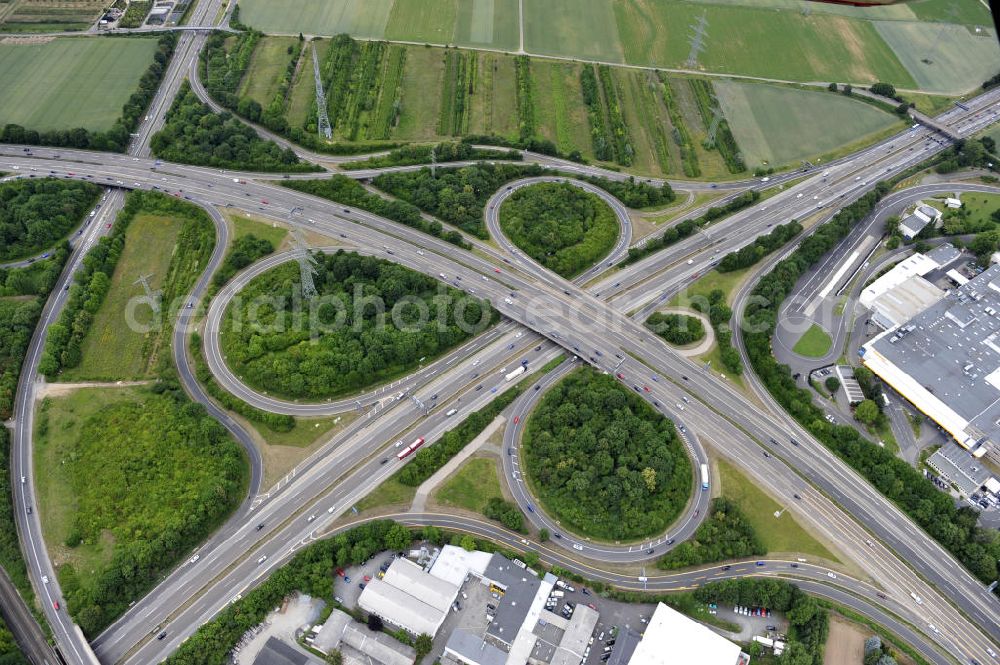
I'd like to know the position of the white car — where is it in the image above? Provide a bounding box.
[257,555,267,565]
[827,572,837,579]
[328,506,336,514]
[42,575,49,584]
[572,543,584,551]
[190,554,200,564]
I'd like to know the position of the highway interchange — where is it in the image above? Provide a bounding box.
[0,23,999,665]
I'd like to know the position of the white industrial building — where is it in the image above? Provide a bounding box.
[358,557,460,637]
[628,603,749,665]
[898,202,942,240]
[859,249,956,330]
[860,264,1000,461]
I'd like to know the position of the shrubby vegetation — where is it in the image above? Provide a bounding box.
[43,383,246,636]
[118,0,150,27]
[0,428,34,612]
[692,288,742,375]
[0,33,176,152]
[151,83,318,172]
[514,56,536,141]
[397,385,524,486]
[522,368,692,540]
[213,234,275,288]
[695,579,828,665]
[0,246,69,418]
[221,251,496,400]
[742,185,1000,587]
[340,142,521,170]
[0,179,101,261]
[657,498,764,569]
[199,32,400,155]
[483,497,526,532]
[717,220,802,273]
[569,174,674,209]
[933,137,995,175]
[499,183,619,278]
[283,176,469,248]
[658,73,700,177]
[189,332,294,433]
[689,79,745,173]
[373,163,544,237]
[625,190,760,265]
[645,312,705,346]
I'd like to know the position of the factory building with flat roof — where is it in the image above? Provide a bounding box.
[860,264,1000,461]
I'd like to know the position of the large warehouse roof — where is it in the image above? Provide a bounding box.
[861,264,1000,457]
[358,558,459,637]
[628,603,745,665]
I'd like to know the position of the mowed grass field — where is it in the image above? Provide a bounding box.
[792,323,833,358]
[59,214,183,381]
[239,0,393,37]
[718,458,840,562]
[523,0,623,62]
[874,21,1000,94]
[0,37,158,132]
[434,456,503,512]
[714,81,901,168]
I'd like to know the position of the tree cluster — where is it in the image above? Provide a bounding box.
[221,251,497,400]
[657,498,764,569]
[397,384,523,486]
[213,234,274,287]
[190,332,295,433]
[165,520,413,664]
[626,190,760,265]
[741,184,1000,588]
[284,175,469,248]
[461,134,586,164]
[51,383,246,636]
[717,220,802,273]
[373,163,544,237]
[691,288,742,375]
[0,248,70,418]
[150,83,318,172]
[645,312,706,346]
[934,137,995,175]
[483,497,526,532]
[0,34,176,153]
[522,368,692,540]
[572,174,674,209]
[0,179,101,261]
[499,182,619,278]
[695,579,828,665]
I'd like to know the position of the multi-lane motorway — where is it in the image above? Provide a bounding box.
[1,67,999,665]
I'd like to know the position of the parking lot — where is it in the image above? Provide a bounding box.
[336,551,401,609]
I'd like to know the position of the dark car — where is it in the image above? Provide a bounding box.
[721,565,731,571]
[158,632,167,640]
[256,523,265,531]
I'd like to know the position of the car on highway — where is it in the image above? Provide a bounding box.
[158,632,167,640]
[513,416,520,424]
[53,601,59,610]
[42,575,48,584]
[616,373,625,379]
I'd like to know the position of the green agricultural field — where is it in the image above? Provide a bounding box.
[874,21,1000,94]
[454,0,520,50]
[523,0,623,62]
[714,81,900,169]
[239,36,300,107]
[792,323,833,358]
[386,0,457,43]
[615,0,915,87]
[0,37,158,132]
[239,0,393,36]
[286,40,328,130]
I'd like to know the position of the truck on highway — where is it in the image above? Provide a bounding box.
[701,463,709,490]
[506,366,526,381]
[396,437,425,460]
